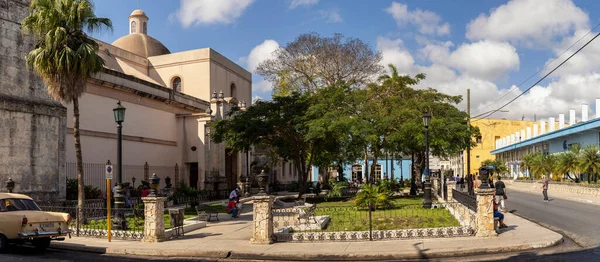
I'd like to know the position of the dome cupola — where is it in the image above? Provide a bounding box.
[111,9,170,58]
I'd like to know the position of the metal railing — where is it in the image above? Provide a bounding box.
[66,162,179,192]
[39,206,144,241]
[272,202,474,242]
[452,189,477,212]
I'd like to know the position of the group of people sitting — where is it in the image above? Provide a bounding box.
[226,187,241,218]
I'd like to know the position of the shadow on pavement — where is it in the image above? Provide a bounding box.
[485,246,600,262]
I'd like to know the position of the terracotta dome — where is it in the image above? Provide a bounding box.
[112,34,170,58]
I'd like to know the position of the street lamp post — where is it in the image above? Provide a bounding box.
[113,100,127,230]
[422,112,433,209]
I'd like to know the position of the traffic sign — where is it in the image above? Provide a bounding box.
[106,164,113,180]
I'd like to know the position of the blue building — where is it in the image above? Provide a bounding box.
[491,103,600,179]
[309,158,413,183]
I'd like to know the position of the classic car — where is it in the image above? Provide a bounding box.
[0,193,72,252]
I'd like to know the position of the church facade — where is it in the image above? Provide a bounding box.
[61,9,252,192]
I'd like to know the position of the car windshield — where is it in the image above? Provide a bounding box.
[0,198,41,212]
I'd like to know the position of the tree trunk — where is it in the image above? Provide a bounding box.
[73,96,85,232]
[410,152,416,195]
[364,148,369,184]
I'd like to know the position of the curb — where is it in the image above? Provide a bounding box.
[49,235,563,260]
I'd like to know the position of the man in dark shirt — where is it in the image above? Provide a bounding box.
[494,175,506,212]
[542,175,549,201]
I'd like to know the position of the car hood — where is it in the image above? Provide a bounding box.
[6,211,68,222]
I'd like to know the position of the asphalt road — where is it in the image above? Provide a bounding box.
[506,190,600,248]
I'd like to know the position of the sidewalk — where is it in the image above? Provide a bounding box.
[507,182,600,206]
[49,207,563,260]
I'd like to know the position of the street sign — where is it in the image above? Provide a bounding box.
[106,164,113,180]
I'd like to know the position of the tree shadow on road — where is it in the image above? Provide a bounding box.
[485,246,600,262]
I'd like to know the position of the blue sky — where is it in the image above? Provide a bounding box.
[92,0,600,121]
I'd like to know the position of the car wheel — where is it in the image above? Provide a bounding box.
[31,237,51,251]
[0,234,8,253]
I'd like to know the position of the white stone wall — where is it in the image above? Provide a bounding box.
[0,0,66,200]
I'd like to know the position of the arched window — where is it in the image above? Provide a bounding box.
[130,21,137,33]
[143,22,147,34]
[172,77,182,92]
[230,83,237,98]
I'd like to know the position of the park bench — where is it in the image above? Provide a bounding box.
[196,204,219,222]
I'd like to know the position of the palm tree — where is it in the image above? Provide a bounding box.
[22,0,112,225]
[520,153,537,179]
[543,154,559,181]
[557,151,580,182]
[578,145,600,184]
[354,184,393,210]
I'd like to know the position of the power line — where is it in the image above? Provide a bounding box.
[472,31,600,122]
[470,23,600,118]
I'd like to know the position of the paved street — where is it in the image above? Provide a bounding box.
[506,190,600,248]
[439,190,600,262]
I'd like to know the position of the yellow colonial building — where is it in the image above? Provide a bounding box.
[451,119,536,176]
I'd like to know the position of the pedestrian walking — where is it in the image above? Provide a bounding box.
[541,175,549,201]
[494,175,506,212]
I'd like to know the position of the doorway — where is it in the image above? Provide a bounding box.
[189,163,198,189]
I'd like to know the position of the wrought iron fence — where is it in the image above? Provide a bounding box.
[272,202,474,242]
[66,162,178,192]
[452,189,477,212]
[39,206,144,240]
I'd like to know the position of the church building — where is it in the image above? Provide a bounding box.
[63,9,252,192]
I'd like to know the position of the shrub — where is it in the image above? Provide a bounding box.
[66,178,103,200]
[287,181,300,192]
[354,183,393,210]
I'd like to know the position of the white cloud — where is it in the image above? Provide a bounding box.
[290,0,319,9]
[243,40,280,73]
[448,41,520,80]
[385,2,450,36]
[318,9,343,23]
[466,0,589,47]
[544,29,600,77]
[376,36,415,74]
[253,79,273,93]
[252,95,264,104]
[374,34,592,121]
[419,40,519,81]
[175,0,254,27]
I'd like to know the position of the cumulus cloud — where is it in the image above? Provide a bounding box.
[243,40,280,73]
[253,79,273,93]
[375,35,595,120]
[544,29,600,77]
[290,0,319,9]
[419,40,519,81]
[466,0,589,47]
[385,2,450,36]
[175,0,254,27]
[318,9,343,23]
[376,36,415,74]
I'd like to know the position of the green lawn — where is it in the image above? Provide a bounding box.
[297,197,459,232]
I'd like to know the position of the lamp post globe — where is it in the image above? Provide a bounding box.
[112,100,127,230]
[422,112,433,209]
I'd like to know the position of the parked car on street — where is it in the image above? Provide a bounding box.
[0,193,72,252]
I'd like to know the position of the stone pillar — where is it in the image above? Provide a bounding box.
[446,181,456,201]
[141,197,167,243]
[432,179,438,197]
[250,195,275,244]
[475,188,497,237]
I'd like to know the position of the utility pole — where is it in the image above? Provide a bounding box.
[466,89,471,178]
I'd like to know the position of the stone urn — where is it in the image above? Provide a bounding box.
[478,166,490,188]
[256,170,269,195]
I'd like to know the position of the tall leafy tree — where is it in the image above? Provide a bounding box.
[520,152,537,179]
[256,32,383,95]
[22,0,112,223]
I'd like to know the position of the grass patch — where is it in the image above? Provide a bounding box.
[294,196,459,232]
